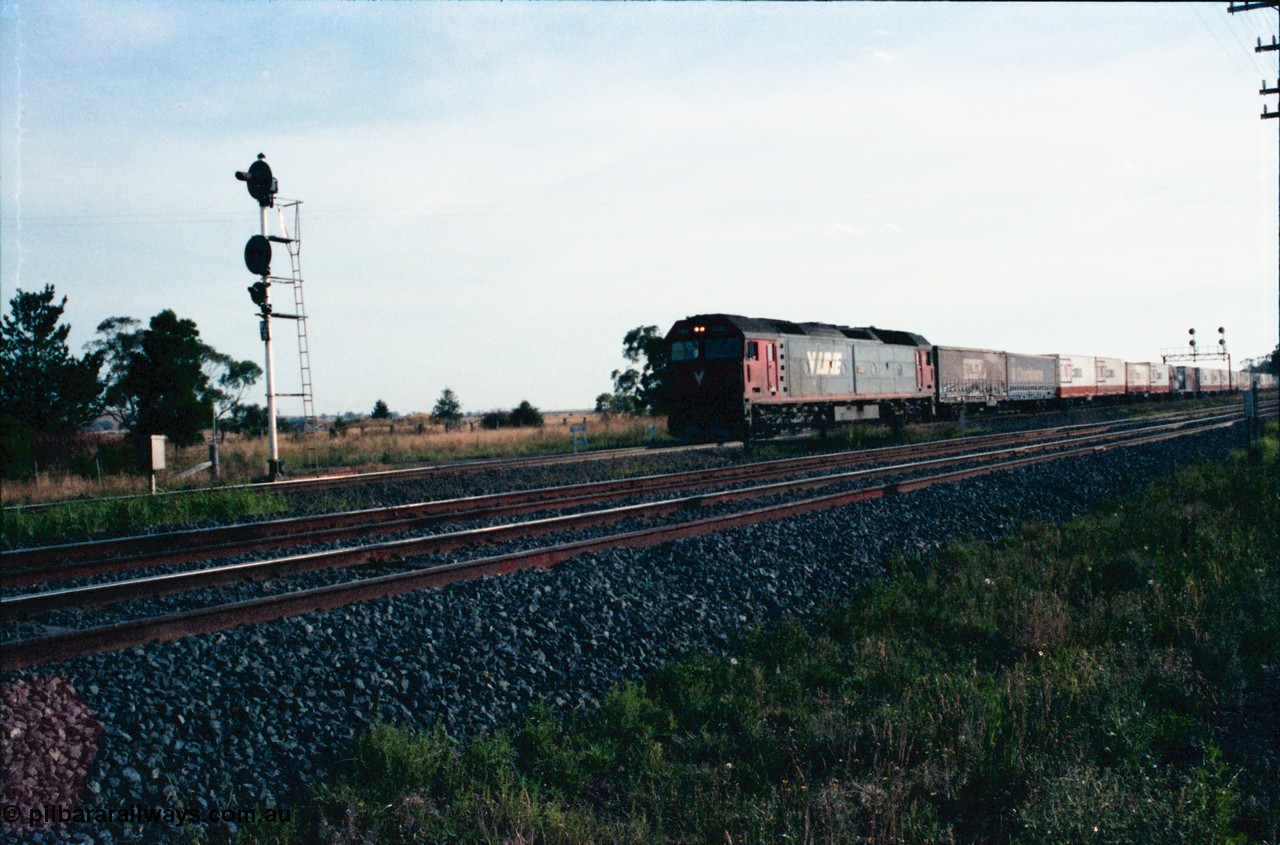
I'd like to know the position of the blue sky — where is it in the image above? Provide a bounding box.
[2,2,1277,416]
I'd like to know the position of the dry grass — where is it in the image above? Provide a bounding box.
[2,413,666,506]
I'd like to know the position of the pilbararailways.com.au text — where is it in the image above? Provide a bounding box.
[5,803,291,827]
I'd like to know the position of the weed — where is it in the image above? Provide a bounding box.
[2,488,288,545]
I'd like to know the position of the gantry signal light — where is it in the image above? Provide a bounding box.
[234,154,277,207]
[1188,327,1196,348]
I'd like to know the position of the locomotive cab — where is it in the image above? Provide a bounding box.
[665,315,750,441]
[664,313,934,442]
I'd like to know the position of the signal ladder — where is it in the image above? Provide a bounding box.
[270,200,319,451]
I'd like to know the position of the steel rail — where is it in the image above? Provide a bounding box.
[0,412,1240,621]
[0,415,1241,671]
[2,403,1248,582]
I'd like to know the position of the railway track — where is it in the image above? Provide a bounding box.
[0,440,733,516]
[0,407,1252,671]
[0,403,1248,587]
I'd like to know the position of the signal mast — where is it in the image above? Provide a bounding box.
[234,154,315,479]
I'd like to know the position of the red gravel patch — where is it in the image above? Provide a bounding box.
[1,677,102,831]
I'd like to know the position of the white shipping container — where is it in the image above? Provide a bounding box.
[1149,363,1171,391]
[1202,368,1228,390]
[1095,356,1125,393]
[1055,354,1097,397]
[1125,362,1151,392]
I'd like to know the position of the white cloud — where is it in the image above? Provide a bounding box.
[825,222,865,238]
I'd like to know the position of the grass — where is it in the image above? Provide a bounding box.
[2,414,669,506]
[228,426,1279,845]
[1,487,290,546]
[285,413,669,470]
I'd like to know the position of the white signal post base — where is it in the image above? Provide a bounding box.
[261,204,282,481]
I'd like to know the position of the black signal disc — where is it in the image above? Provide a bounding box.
[244,234,272,277]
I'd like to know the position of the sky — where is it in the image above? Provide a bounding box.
[2,2,1278,417]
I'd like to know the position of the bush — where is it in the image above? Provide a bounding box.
[482,402,544,429]
[480,409,512,430]
[0,414,35,478]
[510,400,544,428]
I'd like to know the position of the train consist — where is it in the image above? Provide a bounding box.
[665,313,1277,440]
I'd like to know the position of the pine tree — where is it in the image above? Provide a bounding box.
[431,388,463,430]
[0,285,104,434]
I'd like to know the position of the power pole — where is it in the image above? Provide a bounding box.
[1229,1,1280,469]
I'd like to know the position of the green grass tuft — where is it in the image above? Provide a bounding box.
[2,488,289,545]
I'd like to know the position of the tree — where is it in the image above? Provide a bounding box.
[92,311,257,448]
[87,315,143,430]
[204,351,262,434]
[371,399,391,419]
[121,310,214,448]
[431,387,463,430]
[226,403,268,438]
[0,285,104,434]
[594,392,616,414]
[509,400,544,427]
[610,325,668,415]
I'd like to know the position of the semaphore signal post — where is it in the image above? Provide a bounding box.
[234,154,317,480]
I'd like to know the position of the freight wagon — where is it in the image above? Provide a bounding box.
[936,347,1006,406]
[1007,354,1057,402]
[1055,355,1097,399]
[1094,357,1125,396]
[1125,362,1151,395]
